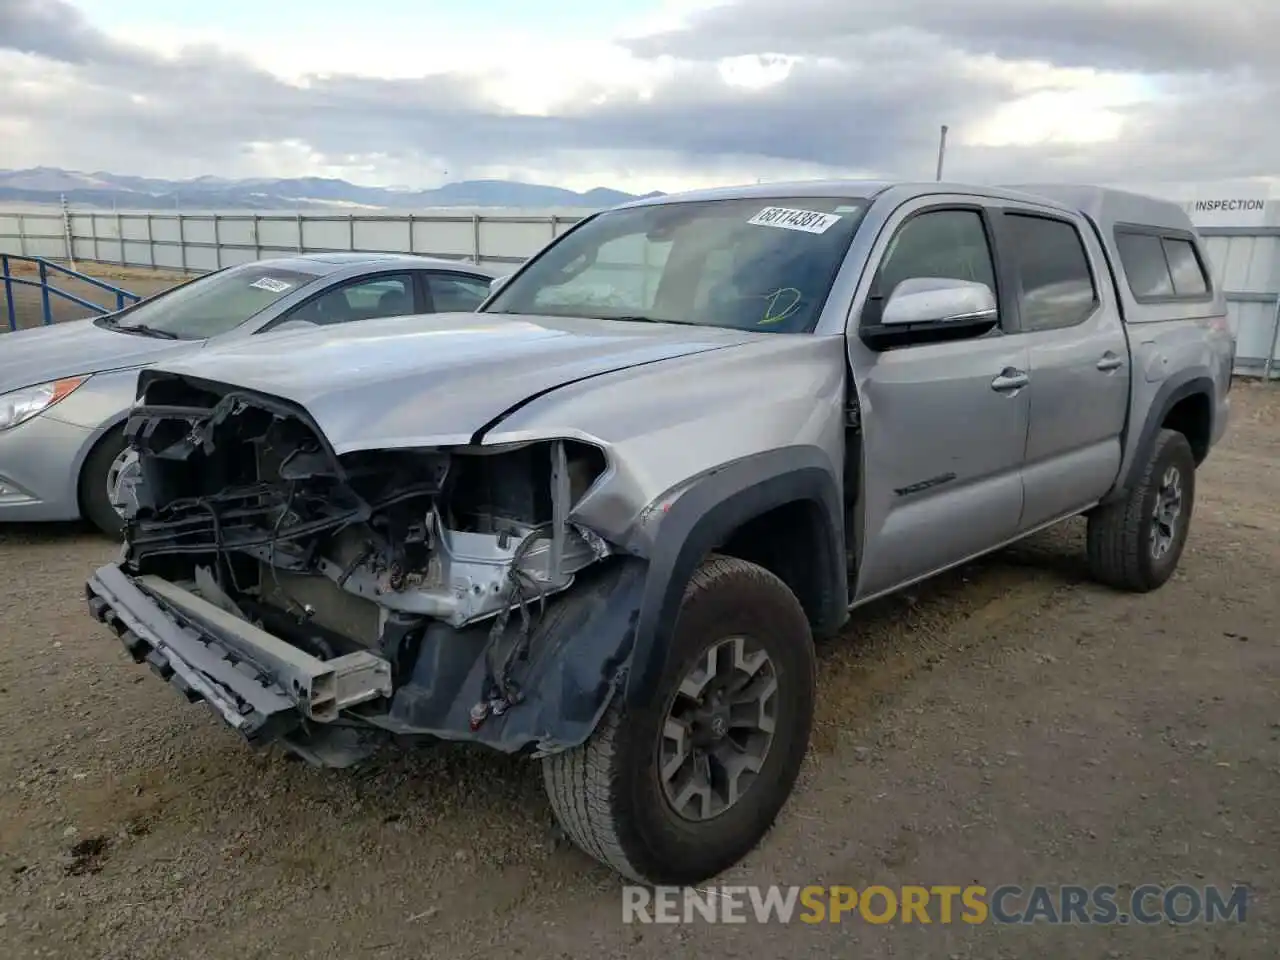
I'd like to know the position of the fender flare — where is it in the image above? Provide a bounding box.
[1106,372,1215,503]
[623,446,848,708]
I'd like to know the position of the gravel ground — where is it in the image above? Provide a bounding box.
[0,266,1277,958]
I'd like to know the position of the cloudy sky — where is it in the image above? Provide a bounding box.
[0,0,1274,193]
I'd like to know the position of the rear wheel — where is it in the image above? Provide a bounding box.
[78,426,132,539]
[1087,428,1196,592]
[541,554,816,884]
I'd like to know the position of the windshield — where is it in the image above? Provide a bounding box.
[101,264,320,340]
[482,196,869,333]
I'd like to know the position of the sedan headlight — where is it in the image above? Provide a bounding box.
[0,376,90,432]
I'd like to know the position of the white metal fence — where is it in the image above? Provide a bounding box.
[1200,228,1280,380]
[0,205,587,274]
[1,205,1277,378]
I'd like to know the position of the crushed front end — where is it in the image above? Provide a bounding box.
[86,373,644,766]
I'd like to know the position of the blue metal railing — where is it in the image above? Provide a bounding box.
[1,254,141,331]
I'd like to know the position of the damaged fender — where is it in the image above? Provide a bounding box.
[89,373,844,764]
[621,446,849,709]
[91,374,655,761]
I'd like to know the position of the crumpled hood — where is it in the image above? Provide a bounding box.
[0,318,194,394]
[142,311,767,452]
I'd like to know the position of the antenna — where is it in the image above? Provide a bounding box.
[935,125,949,182]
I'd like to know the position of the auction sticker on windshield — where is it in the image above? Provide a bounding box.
[748,207,842,234]
[249,277,295,294]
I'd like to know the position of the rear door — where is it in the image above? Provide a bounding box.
[849,198,1030,601]
[994,209,1130,530]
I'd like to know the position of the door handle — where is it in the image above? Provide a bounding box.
[1096,353,1124,372]
[991,369,1029,392]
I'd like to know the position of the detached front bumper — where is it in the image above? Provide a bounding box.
[87,556,649,763]
[85,564,393,745]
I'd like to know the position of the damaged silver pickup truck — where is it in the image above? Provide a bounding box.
[86,181,1234,885]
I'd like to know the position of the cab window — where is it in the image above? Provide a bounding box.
[427,274,496,312]
[864,208,998,328]
[284,274,416,326]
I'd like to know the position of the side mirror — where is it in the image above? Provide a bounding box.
[861,277,998,349]
[881,277,997,326]
[488,274,511,295]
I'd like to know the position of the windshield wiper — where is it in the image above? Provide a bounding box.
[605,314,705,328]
[486,308,705,328]
[117,323,180,340]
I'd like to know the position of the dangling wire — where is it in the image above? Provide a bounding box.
[268,479,310,620]
[481,522,554,704]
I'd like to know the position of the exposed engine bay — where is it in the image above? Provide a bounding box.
[104,374,628,758]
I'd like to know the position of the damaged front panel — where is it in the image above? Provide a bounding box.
[89,373,634,764]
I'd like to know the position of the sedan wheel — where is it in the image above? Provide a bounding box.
[106,447,141,520]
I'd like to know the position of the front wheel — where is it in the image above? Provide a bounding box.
[78,426,135,539]
[1086,428,1196,592]
[541,554,816,884]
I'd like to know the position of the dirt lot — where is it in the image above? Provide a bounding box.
[1,267,1278,957]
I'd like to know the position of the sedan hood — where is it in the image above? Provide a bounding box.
[0,319,194,394]
[144,311,767,453]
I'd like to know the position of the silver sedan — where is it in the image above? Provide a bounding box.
[0,252,501,535]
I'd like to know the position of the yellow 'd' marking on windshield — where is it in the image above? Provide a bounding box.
[757,287,803,325]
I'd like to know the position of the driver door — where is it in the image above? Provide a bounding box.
[848,199,1029,601]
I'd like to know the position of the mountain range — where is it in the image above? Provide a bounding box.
[0,167,663,211]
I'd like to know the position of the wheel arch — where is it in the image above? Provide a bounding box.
[623,447,848,708]
[73,413,131,518]
[1106,372,1216,505]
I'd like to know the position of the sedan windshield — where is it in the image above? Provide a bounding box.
[100,265,320,340]
[483,196,869,333]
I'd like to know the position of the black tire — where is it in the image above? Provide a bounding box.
[1087,428,1196,592]
[541,554,816,884]
[78,426,128,539]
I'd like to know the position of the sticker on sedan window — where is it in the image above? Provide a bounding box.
[249,277,295,293]
[747,206,842,234]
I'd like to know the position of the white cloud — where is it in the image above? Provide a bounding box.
[718,55,797,91]
[0,0,1275,193]
[960,60,1153,147]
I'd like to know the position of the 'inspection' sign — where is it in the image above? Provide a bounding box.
[1184,185,1271,227]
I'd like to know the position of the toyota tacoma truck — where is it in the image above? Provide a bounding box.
[85,181,1234,885]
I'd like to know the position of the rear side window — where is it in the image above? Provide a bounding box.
[1114,229,1211,301]
[1162,238,1209,296]
[1115,232,1174,299]
[1004,213,1099,331]
[427,273,494,312]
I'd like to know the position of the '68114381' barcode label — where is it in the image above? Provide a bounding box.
[747,206,842,234]
[249,277,294,293]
